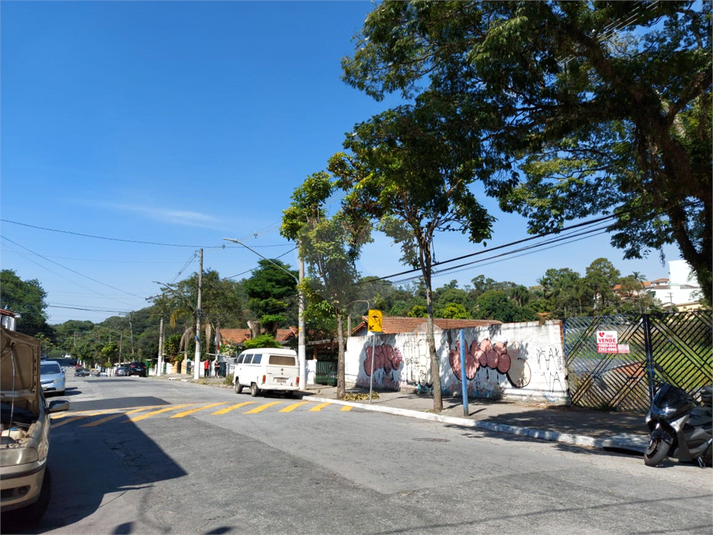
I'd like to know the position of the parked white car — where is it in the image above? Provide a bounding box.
[1,327,69,521]
[40,360,66,396]
[233,348,300,397]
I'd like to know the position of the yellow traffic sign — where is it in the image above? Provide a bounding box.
[368,309,383,332]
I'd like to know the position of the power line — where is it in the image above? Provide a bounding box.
[0,219,226,248]
[1,235,145,300]
[364,214,620,284]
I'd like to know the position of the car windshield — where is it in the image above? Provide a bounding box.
[41,363,61,375]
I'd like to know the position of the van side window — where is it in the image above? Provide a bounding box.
[237,355,245,364]
[243,355,253,364]
[252,354,262,364]
[269,355,296,366]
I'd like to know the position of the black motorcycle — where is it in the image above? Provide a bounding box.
[644,382,712,467]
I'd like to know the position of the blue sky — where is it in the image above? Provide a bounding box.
[1,1,679,325]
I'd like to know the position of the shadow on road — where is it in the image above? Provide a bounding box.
[2,398,187,534]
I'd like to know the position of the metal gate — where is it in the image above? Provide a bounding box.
[563,311,712,412]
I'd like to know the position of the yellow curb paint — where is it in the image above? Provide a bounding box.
[308,402,332,412]
[128,404,195,422]
[169,402,228,418]
[245,401,283,414]
[279,401,309,413]
[211,402,257,415]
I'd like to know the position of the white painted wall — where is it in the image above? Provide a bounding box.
[345,320,568,404]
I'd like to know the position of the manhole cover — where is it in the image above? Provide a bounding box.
[413,438,450,443]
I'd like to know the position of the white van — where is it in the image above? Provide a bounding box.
[233,348,300,397]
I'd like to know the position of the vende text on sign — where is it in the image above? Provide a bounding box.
[596,330,619,353]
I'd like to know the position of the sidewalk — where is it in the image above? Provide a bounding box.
[155,373,650,454]
[303,384,650,454]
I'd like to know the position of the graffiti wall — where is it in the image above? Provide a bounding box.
[345,321,568,404]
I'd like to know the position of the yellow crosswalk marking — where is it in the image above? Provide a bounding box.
[211,401,256,415]
[245,401,283,414]
[309,402,332,412]
[128,404,196,422]
[82,407,154,427]
[169,402,228,418]
[340,405,353,411]
[52,412,106,428]
[279,401,309,413]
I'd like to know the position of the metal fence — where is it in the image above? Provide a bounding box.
[563,311,712,412]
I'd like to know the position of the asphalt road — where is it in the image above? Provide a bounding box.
[7,371,712,534]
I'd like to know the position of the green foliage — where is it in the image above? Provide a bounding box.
[342,0,712,301]
[0,269,50,336]
[243,334,281,349]
[242,260,297,336]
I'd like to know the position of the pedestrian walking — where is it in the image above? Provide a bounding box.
[214,359,220,378]
[203,358,210,378]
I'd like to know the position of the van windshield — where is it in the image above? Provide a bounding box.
[269,355,296,366]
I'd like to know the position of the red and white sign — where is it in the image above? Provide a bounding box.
[596,331,619,354]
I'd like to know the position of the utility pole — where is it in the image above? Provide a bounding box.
[224,237,307,389]
[193,248,203,380]
[298,256,306,389]
[129,313,135,358]
[157,317,164,376]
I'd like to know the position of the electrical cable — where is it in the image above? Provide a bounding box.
[0,219,226,248]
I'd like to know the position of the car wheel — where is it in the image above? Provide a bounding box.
[234,380,243,394]
[250,383,260,397]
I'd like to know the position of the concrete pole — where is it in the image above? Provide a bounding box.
[157,317,164,376]
[193,249,203,380]
[298,256,306,390]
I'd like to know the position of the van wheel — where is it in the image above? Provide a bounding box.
[250,383,260,397]
[234,380,243,394]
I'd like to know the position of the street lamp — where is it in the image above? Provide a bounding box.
[223,237,307,390]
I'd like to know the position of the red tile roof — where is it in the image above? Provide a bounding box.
[351,316,500,335]
[220,327,297,345]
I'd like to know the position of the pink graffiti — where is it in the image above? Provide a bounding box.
[364,343,403,377]
[449,338,512,381]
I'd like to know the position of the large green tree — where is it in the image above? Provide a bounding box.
[0,269,50,336]
[330,99,494,412]
[282,171,370,399]
[342,0,712,303]
[242,260,298,338]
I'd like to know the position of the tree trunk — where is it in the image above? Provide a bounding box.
[336,310,346,400]
[421,236,442,413]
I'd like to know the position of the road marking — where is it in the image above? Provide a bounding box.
[128,404,196,422]
[309,402,333,412]
[279,401,309,413]
[169,402,228,418]
[51,408,115,420]
[52,412,107,428]
[211,401,257,415]
[245,401,283,414]
[82,407,153,427]
[340,405,353,412]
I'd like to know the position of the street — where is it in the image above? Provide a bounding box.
[8,371,712,534]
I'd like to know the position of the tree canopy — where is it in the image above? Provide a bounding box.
[342,0,712,302]
[0,269,50,336]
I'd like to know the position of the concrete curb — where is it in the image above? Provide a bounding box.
[308,396,648,454]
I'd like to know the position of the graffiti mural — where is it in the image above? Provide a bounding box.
[448,338,531,389]
[535,346,565,401]
[357,343,404,390]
